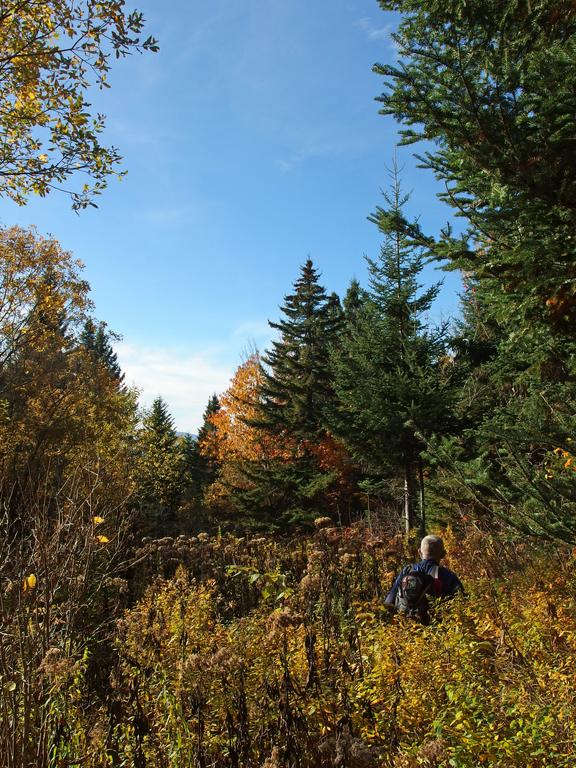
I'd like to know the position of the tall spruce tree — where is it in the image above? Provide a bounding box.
[237,260,342,528]
[375,0,576,542]
[257,259,339,438]
[135,397,183,533]
[177,431,209,529]
[190,394,221,505]
[436,277,576,543]
[330,170,453,533]
[80,319,124,382]
[375,0,576,333]
[342,279,366,322]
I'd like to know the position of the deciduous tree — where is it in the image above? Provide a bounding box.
[0,226,137,518]
[0,0,158,209]
[200,354,273,513]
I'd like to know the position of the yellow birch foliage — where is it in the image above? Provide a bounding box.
[0,0,157,209]
[0,225,89,366]
[105,530,576,768]
[0,225,137,507]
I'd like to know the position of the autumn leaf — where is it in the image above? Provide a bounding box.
[201,354,294,507]
[22,573,37,591]
[0,0,158,209]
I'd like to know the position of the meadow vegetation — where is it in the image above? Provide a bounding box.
[3,523,576,767]
[2,0,576,765]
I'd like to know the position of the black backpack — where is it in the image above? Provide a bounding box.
[394,565,441,624]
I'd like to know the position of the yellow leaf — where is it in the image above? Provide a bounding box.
[96,535,109,543]
[93,516,105,525]
[23,573,37,591]
[38,154,48,163]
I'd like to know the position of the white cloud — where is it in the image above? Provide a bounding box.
[116,341,234,433]
[108,119,178,150]
[355,17,393,42]
[133,198,223,228]
[277,153,304,173]
[135,204,197,226]
[232,319,272,344]
[276,141,340,173]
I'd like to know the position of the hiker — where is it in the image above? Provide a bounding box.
[384,534,464,624]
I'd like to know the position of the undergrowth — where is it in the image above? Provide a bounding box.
[6,525,576,767]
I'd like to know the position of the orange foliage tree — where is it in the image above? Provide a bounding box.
[200,353,281,510]
[201,354,357,523]
[304,433,359,525]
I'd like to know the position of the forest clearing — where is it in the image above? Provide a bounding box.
[2,0,576,766]
[3,524,576,767]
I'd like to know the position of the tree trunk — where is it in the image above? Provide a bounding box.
[418,454,426,537]
[403,460,415,534]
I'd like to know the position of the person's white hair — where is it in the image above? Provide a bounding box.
[420,535,446,561]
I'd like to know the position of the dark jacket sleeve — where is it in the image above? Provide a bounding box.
[440,566,465,597]
[384,568,405,605]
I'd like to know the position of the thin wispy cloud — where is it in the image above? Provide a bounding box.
[276,141,341,172]
[355,17,393,42]
[133,197,222,227]
[116,341,234,433]
[277,151,307,173]
[108,119,178,149]
[232,319,272,342]
[135,204,197,226]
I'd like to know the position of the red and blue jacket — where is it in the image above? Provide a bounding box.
[385,558,464,605]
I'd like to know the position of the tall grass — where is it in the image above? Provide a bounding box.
[2,517,575,767]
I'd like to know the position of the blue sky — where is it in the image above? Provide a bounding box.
[0,0,462,433]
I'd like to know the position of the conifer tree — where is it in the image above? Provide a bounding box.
[237,260,344,528]
[80,319,124,382]
[342,279,366,322]
[330,170,453,532]
[375,0,576,335]
[135,397,183,532]
[179,432,198,494]
[257,259,339,438]
[177,431,207,528]
[436,276,576,543]
[375,0,576,541]
[189,394,221,505]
